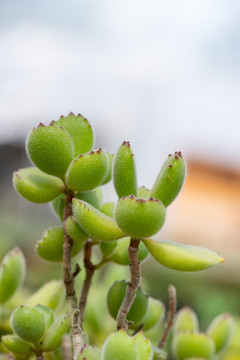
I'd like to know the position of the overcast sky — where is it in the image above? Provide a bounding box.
[0,0,239,185]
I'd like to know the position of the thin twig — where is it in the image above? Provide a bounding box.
[158,285,177,349]
[79,241,95,326]
[63,193,84,360]
[116,238,141,330]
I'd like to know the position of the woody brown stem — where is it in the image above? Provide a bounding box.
[79,240,95,326]
[116,238,140,330]
[63,193,84,360]
[36,353,44,360]
[158,285,177,349]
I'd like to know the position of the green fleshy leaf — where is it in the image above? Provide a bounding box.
[54,113,94,157]
[11,306,46,344]
[143,239,225,272]
[0,247,26,304]
[149,152,186,207]
[115,196,166,238]
[113,141,137,198]
[35,305,55,330]
[25,280,64,311]
[2,335,34,355]
[100,241,118,258]
[100,202,115,217]
[13,167,65,204]
[172,333,215,360]
[41,313,70,352]
[109,237,149,266]
[66,149,109,192]
[76,189,101,209]
[50,194,65,221]
[207,313,234,353]
[72,199,125,242]
[101,153,114,185]
[134,331,153,360]
[138,186,150,199]
[77,345,101,360]
[174,307,199,334]
[142,298,165,331]
[102,330,138,360]
[107,280,149,326]
[26,123,73,180]
[66,216,88,243]
[152,346,167,360]
[35,227,83,262]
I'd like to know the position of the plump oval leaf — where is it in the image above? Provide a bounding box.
[35,227,83,262]
[172,333,215,360]
[107,280,149,326]
[113,141,137,198]
[41,313,70,352]
[109,237,149,265]
[53,113,94,157]
[115,196,166,239]
[174,307,199,334]
[13,167,65,203]
[143,239,225,272]
[149,152,186,207]
[66,149,109,192]
[0,247,26,304]
[2,335,34,355]
[102,330,138,360]
[66,216,88,243]
[72,199,125,242]
[11,306,46,344]
[26,123,73,180]
[207,313,234,353]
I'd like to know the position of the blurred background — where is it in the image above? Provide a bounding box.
[0,0,240,354]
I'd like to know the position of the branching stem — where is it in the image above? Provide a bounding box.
[79,240,95,326]
[158,285,177,349]
[63,193,84,360]
[116,238,140,330]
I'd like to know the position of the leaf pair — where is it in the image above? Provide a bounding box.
[173,307,234,359]
[3,305,70,355]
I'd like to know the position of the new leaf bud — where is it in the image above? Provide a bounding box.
[149,152,186,207]
[113,141,137,198]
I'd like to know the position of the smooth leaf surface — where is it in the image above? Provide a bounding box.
[143,239,225,272]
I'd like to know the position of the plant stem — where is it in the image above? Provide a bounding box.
[36,352,44,360]
[63,193,84,360]
[158,285,177,349]
[116,238,140,330]
[79,240,95,326]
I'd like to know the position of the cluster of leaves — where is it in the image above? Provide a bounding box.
[0,112,232,359]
